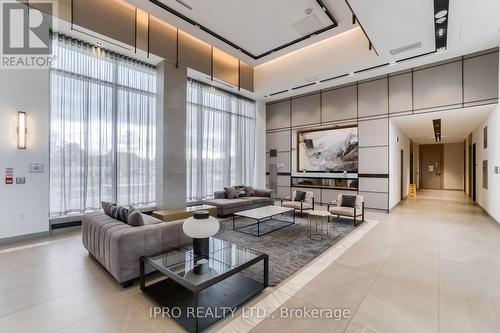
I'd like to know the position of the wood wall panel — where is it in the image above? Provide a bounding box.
[149,17,177,62]
[213,48,239,86]
[178,31,212,75]
[73,0,136,47]
[240,61,254,92]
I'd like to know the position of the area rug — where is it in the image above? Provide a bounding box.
[216,214,359,286]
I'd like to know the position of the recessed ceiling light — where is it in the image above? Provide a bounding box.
[435,17,447,24]
[305,8,313,15]
[96,41,103,47]
[437,28,445,36]
[437,47,447,52]
[389,61,396,65]
[348,72,355,76]
[435,10,447,18]
[322,6,327,12]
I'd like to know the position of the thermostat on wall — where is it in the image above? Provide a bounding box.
[29,163,44,173]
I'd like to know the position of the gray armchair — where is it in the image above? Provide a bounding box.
[327,194,365,226]
[281,190,315,214]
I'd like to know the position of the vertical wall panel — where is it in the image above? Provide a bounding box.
[178,31,212,75]
[359,178,388,193]
[266,100,290,130]
[359,118,388,147]
[322,85,357,122]
[463,52,499,103]
[240,61,254,92]
[360,192,388,210]
[359,147,389,174]
[73,0,136,47]
[389,73,413,114]
[213,48,239,86]
[291,93,321,127]
[135,9,149,52]
[266,131,290,152]
[266,152,291,173]
[358,78,388,118]
[149,17,177,62]
[413,61,462,110]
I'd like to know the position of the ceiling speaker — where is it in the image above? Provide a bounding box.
[390,42,422,55]
[292,14,324,36]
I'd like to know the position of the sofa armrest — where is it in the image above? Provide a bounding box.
[214,191,226,199]
[255,188,272,197]
[109,220,191,283]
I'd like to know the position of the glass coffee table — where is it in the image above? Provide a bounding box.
[140,238,268,333]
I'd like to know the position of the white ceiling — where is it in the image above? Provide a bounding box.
[391,105,494,144]
[154,0,334,56]
[124,0,500,100]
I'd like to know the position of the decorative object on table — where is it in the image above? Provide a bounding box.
[327,194,365,226]
[281,190,315,214]
[297,126,358,172]
[183,211,220,274]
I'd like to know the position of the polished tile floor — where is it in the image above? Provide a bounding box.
[1,190,499,333]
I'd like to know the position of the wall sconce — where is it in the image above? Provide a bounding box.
[17,111,27,149]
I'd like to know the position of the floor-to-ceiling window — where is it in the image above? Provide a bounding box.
[186,79,256,201]
[49,35,156,217]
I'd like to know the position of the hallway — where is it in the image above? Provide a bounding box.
[231,190,500,333]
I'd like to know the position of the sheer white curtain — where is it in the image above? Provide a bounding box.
[186,80,256,201]
[50,35,156,217]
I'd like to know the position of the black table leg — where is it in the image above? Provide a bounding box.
[263,255,269,288]
[140,257,145,291]
[193,291,199,333]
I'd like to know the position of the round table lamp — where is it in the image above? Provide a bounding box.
[183,211,220,274]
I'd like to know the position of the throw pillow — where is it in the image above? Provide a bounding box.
[127,210,145,227]
[341,195,357,208]
[245,186,256,197]
[234,185,247,197]
[224,186,239,199]
[294,191,306,202]
[102,201,116,217]
[111,205,129,223]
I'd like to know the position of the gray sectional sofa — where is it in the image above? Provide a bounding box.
[82,212,191,287]
[204,188,274,217]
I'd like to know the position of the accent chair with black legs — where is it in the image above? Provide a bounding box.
[281,190,315,214]
[327,194,365,226]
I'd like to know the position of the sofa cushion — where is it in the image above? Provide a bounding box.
[224,186,239,199]
[111,205,129,223]
[102,201,116,217]
[329,206,362,217]
[341,195,357,208]
[245,186,256,197]
[247,196,272,205]
[204,198,254,209]
[294,191,306,202]
[127,211,144,227]
[235,185,247,197]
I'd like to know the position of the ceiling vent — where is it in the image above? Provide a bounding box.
[390,41,422,55]
[292,14,324,36]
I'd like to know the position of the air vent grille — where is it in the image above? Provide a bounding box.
[390,42,422,55]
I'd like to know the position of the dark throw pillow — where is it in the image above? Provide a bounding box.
[294,191,306,202]
[111,205,129,223]
[245,186,256,197]
[341,195,357,208]
[224,186,239,199]
[235,185,247,197]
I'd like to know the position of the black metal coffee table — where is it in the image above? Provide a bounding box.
[140,238,268,333]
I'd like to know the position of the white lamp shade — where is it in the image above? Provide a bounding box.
[183,216,220,239]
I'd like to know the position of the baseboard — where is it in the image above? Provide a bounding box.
[476,202,500,224]
[0,231,50,246]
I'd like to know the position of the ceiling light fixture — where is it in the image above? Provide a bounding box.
[437,46,447,52]
[437,28,445,36]
[305,8,313,15]
[435,10,447,18]
[433,119,442,143]
[435,17,446,24]
[95,41,103,47]
[17,111,27,149]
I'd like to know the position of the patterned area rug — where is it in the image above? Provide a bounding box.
[216,213,359,286]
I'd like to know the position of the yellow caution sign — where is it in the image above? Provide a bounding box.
[409,184,417,197]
